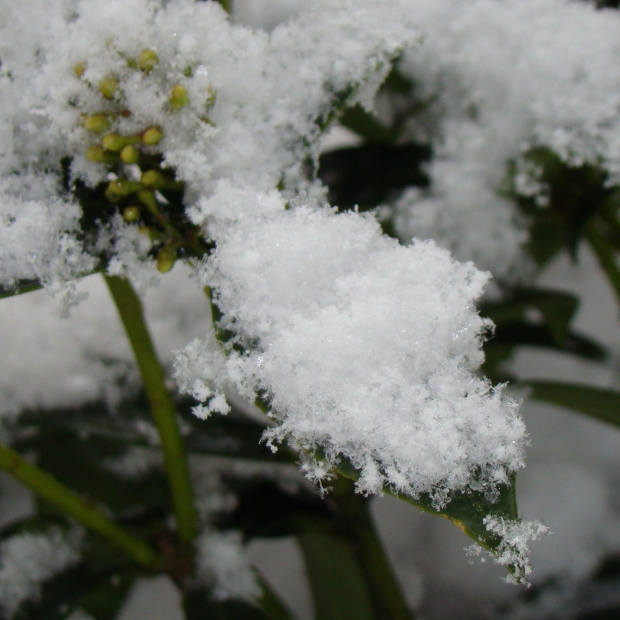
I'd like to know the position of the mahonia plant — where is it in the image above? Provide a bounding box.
[1,1,618,619]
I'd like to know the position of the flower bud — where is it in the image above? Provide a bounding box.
[169,84,190,110]
[138,48,159,73]
[157,246,177,273]
[83,114,111,134]
[74,62,87,78]
[99,76,119,100]
[142,126,163,145]
[120,144,140,164]
[123,206,141,222]
[105,179,141,201]
[141,169,165,189]
[102,133,126,152]
[85,145,116,163]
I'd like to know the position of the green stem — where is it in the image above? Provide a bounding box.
[0,440,161,568]
[332,478,414,620]
[105,275,197,546]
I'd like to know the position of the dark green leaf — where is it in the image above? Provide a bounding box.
[184,590,272,620]
[339,105,397,143]
[486,323,607,362]
[586,221,620,312]
[298,533,375,620]
[524,381,620,428]
[318,142,431,210]
[0,279,43,300]
[213,476,334,540]
[336,456,524,579]
[12,425,169,515]
[78,571,135,620]
[483,288,580,343]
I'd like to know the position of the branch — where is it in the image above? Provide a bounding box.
[105,274,197,546]
[0,440,161,568]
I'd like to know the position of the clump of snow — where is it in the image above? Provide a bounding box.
[0,174,95,309]
[176,189,527,505]
[194,529,260,602]
[467,517,550,586]
[386,0,620,281]
[0,527,84,618]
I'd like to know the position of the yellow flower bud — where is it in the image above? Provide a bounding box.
[169,84,190,111]
[142,126,163,146]
[141,169,165,189]
[102,133,140,152]
[83,114,111,134]
[138,48,159,73]
[123,206,141,222]
[157,246,177,273]
[120,144,140,164]
[85,145,116,163]
[74,62,87,78]
[102,133,126,152]
[99,76,119,100]
[105,179,141,201]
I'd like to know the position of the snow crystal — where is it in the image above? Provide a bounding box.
[177,189,526,503]
[388,0,620,281]
[0,174,94,309]
[466,516,549,585]
[0,527,83,618]
[194,529,260,602]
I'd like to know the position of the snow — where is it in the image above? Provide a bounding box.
[194,530,260,601]
[388,0,620,282]
[0,527,83,618]
[177,190,527,504]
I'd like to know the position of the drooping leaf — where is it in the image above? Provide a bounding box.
[335,456,525,580]
[524,381,620,429]
[298,532,375,620]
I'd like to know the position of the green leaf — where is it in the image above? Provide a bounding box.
[336,457,525,580]
[183,591,272,620]
[524,381,620,428]
[78,571,135,620]
[586,220,620,313]
[483,287,581,344]
[12,424,169,515]
[339,105,397,143]
[212,476,334,540]
[318,142,430,211]
[0,279,43,300]
[298,533,375,620]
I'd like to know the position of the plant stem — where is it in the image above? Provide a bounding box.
[332,477,414,620]
[105,275,197,546]
[0,440,161,568]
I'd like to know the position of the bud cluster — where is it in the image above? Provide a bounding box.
[76,48,215,273]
